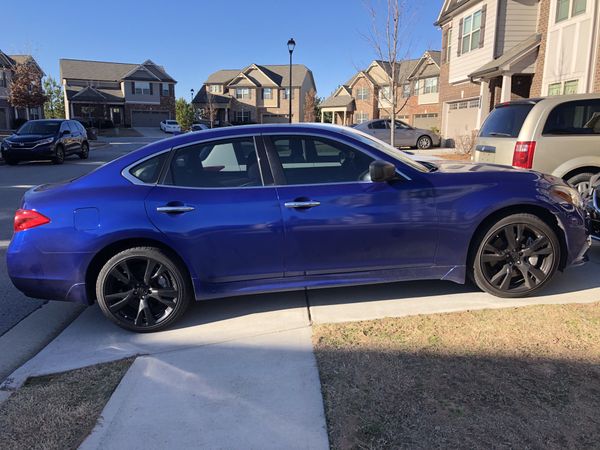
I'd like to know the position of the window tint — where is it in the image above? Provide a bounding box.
[369,120,387,130]
[165,138,261,188]
[270,136,375,185]
[543,100,600,135]
[129,152,168,184]
[479,103,535,138]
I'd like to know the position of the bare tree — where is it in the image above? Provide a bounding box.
[203,90,218,128]
[304,89,317,122]
[363,0,414,146]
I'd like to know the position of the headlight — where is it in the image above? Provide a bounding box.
[550,185,583,209]
[36,137,55,146]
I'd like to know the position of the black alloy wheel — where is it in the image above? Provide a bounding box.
[53,145,65,165]
[472,214,560,297]
[79,142,89,159]
[96,247,191,332]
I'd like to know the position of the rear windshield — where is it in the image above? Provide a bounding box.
[166,120,179,125]
[479,104,535,138]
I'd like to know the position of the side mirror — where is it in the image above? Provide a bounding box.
[369,160,397,182]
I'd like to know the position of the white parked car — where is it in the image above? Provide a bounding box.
[160,120,181,133]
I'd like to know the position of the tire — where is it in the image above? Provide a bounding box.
[471,213,560,298]
[96,247,192,332]
[78,142,89,160]
[416,135,433,149]
[566,172,596,195]
[52,145,65,165]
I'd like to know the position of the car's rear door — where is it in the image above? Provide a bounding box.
[144,135,285,286]
[263,133,437,277]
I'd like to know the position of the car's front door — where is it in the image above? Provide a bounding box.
[391,120,417,147]
[264,134,437,277]
[368,120,390,144]
[144,136,285,288]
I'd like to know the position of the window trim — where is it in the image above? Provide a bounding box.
[461,9,482,54]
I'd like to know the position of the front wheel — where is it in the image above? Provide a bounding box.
[96,247,192,332]
[416,135,433,149]
[471,214,560,298]
[566,172,595,195]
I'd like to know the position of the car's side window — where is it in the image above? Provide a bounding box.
[59,121,70,134]
[164,137,262,188]
[542,100,600,135]
[369,120,386,130]
[67,121,78,134]
[269,135,375,185]
[129,152,169,184]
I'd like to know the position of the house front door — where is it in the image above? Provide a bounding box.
[111,107,122,126]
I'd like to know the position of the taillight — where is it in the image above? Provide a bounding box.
[512,141,536,169]
[14,209,51,232]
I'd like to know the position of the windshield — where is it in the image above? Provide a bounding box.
[479,104,535,138]
[16,121,61,136]
[167,120,179,125]
[341,126,429,173]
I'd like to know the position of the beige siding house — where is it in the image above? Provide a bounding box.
[437,0,600,146]
[192,64,316,124]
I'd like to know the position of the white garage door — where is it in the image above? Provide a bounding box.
[131,110,170,127]
[445,99,480,147]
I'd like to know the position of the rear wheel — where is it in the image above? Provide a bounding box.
[78,142,89,159]
[566,172,595,195]
[53,145,65,165]
[96,247,192,332]
[471,214,560,298]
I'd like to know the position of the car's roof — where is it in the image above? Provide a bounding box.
[497,93,600,108]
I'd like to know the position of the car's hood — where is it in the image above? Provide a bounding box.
[7,134,54,143]
[431,160,527,174]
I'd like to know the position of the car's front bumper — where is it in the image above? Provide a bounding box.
[1,143,55,160]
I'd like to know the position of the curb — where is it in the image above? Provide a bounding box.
[0,301,85,395]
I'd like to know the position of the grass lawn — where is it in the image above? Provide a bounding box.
[313,302,600,449]
[0,358,133,450]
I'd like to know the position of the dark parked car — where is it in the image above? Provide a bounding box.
[1,119,89,165]
[7,124,590,332]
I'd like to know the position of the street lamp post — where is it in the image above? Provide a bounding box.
[287,38,295,123]
[190,88,195,102]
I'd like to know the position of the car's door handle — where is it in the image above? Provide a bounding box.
[284,200,321,209]
[156,206,195,214]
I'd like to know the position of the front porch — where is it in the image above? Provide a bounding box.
[70,102,125,128]
[319,94,355,126]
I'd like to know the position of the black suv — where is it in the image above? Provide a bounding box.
[1,119,89,165]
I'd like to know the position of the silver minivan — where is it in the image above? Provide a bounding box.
[474,94,600,192]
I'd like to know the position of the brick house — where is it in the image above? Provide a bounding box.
[60,59,176,127]
[0,50,45,130]
[320,51,441,131]
[436,0,600,146]
[192,64,316,124]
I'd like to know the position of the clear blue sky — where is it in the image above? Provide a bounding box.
[2,0,442,100]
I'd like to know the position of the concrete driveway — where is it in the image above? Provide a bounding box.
[3,243,599,449]
[134,127,172,139]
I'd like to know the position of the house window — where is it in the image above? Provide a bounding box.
[402,83,411,98]
[162,83,169,95]
[209,85,220,93]
[556,0,585,22]
[461,10,482,54]
[262,88,273,100]
[423,77,439,94]
[284,88,293,100]
[548,83,562,95]
[356,112,369,123]
[0,71,6,88]
[235,110,251,123]
[356,87,369,100]
[564,80,579,94]
[446,28,452,63]
[573,0,587,16]
[29,108,40,120]
[134,82,151,95]
[379,86,391,101]
[236,88,250,99]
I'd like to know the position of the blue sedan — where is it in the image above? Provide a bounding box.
[7,124,591,332]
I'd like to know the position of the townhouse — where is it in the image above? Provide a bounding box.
[192,64,316,124]
[60,58,177,127]
[320,51,442,130]
[436,0,600,145]
[0,50,45,130]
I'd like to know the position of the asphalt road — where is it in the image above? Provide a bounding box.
[0,138,154,337]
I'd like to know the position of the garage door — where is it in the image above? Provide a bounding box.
[131,110,170,127]
[445,99,480,146]
[413,113,439,130]
[262,114,288,124]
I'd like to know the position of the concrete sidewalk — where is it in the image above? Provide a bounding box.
[2,244,599,448]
